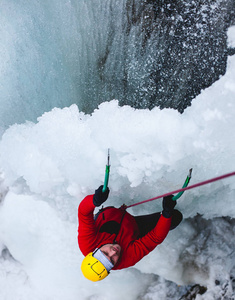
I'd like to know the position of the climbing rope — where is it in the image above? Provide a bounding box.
[101,150,235,209]
[125,171,235,209]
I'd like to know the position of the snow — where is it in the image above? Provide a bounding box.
[0,28,235,300]
[228,26,235,48]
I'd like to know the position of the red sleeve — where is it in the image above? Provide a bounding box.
[115,214,171,269]
[77,194,97,256]
[135,214,171,252]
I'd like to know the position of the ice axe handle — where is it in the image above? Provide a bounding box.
[102,149,110,193]
[102,165,110,193]
[172,168,192,201]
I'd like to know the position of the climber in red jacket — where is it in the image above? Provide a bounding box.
[78,185,182,282]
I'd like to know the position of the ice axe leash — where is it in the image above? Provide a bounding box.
[102,149,110,193]
[125,171,235,209]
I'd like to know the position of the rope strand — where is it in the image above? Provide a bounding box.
[125,171,235,209]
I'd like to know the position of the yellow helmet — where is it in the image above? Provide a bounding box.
[81,250,113,282]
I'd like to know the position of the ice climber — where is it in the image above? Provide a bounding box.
[78,185,182,282]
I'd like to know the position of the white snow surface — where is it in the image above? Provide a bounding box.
[0,28,235,300]
[228,25,235,48]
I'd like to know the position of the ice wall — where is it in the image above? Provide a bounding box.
[0,9,235,300]
[1,0,234,133]
[0,0,81,130]
[0,45,235,299]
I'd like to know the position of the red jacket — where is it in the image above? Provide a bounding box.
[78,194,172,270]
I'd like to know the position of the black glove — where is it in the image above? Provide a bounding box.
[93,185,110,207]
[162,194,176,218]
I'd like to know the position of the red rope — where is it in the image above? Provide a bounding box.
[125,171,235,209]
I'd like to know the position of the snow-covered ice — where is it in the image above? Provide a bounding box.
[0,26,234,300]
